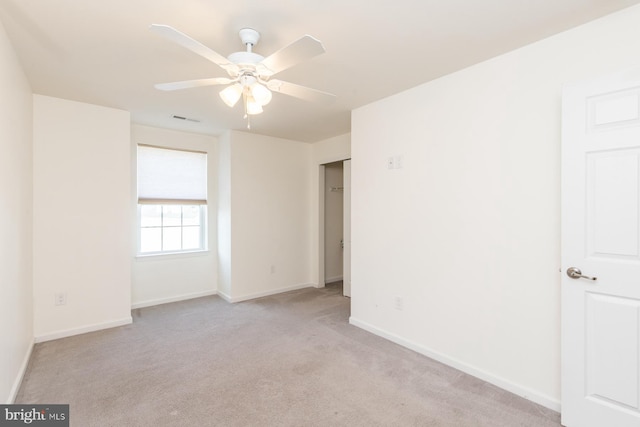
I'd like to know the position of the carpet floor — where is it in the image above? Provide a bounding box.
[17,283,561,426]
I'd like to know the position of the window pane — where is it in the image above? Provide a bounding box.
[163,205,182,227]
[183,226,201,250]
[140,205,161,227]
[183,205,200,226]
[140,228,162,253]
[138,203,206,255]
[163,227,181,251]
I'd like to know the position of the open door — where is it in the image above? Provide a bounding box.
[561,67,640,426]
[343,160,351,297]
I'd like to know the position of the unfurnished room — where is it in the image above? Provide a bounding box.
[2,1,640,426]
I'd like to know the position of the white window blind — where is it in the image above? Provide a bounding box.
[137,145,207,205]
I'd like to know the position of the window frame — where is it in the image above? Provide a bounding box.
[136,204,208,256]
[136,144,209,257]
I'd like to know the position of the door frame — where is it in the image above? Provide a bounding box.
[314,157,351,289]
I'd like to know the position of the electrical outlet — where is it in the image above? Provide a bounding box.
[395,155,403,169]
[394,296,403,311]
[55,292,67,306]
[387,157,395,169]
[387,155,403,169]
[270,265,276,274]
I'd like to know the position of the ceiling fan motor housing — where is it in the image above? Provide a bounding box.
[238,28,260,47]
[227,51,264,66]
[227,28,265,74]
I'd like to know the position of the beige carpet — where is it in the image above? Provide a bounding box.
[17,283,560,426]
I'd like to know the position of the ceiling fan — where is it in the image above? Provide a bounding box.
[150,24,335,126]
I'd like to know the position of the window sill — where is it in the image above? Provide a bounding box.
[135,250,210,262]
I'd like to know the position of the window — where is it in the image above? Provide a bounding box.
[139,204,205,253]
[137,145,207,255]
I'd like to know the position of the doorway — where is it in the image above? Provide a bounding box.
[324,161,344,285]
[319,159,351,297]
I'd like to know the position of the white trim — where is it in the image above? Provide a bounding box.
[317,164,326,289]
[220,283,315,303]
[325,275,343,284]
[135,249,211,261]
[217,290,232,303]
[34,317,133,343]
[349,316,561,413]
[131,290,217,309]
[6,339,34,403]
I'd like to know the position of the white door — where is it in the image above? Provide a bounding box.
[343,160,351,297]
[561,67,640,427]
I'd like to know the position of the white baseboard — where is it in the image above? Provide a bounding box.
[34,316,133,343]
[220,283,315,303]
[349,316,561,413]
[217,290,232,302]
[6,338,34,404]
[131,290,217,309]
[325,275,343,284]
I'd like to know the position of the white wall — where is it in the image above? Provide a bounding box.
[312,133,351,165]
[310,134,351,287]
[217,132,232,298]
[350,4,640,411]
[220,130,312,302]
[131,124,217,308]
[324,162,344,282]
[0,19,33,404]
[33,95,131,341]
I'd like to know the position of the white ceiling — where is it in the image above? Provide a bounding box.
[1,0,638,142]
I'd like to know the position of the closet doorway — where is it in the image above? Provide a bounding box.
[322,160,351,297]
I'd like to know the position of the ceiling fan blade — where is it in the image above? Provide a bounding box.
[260,35,326,76]
[267,79,335,104]
[150,24,238,74]
[155,77,233,91]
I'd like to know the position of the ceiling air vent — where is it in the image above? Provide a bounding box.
[172,115,200,123]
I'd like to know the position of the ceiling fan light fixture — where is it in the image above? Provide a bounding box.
[250,82,272,106]
[219,84,242,107]
[245,95,263,115]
